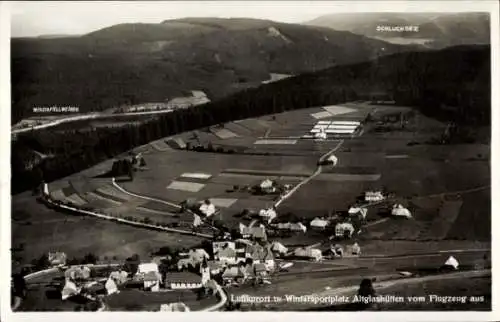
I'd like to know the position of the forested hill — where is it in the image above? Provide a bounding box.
[12,17,421,123]
[205,44,490,126]
[305,12,490,49]
[12,45,490,194]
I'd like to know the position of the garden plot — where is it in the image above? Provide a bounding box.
[139,200,180,213]
[322,105,357,116]
[267,124,314,138]
[311,111,333,119]
[254,139,298,145]
[228,198,276,213]
[223,168,311,178]
[61,185,78,198]
[224,122,253,136]
[106,198,149,216]
[234,119,269,135]
[166,181,205,192]
[385,155,409,159]
[215,173,305,188]
[272,108,319,125]
[65,193,88,206]
[321,167,380,175]
[210,173,266,186]
[179,172,212,180]
[211,128,239,140]
[130,208,190,226]
[105,289,218,312]
[361,218,426,241]
[327,152,385,167]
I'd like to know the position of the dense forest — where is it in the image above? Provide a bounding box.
[11,45,490,194]
[11,17,420,123]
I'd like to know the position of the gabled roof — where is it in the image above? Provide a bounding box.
[138,262,159,274]
[166,272,201,284]
[218,248,236,258]
[222,266,243,278]
[144,271,161,282]
[254,263,267,272]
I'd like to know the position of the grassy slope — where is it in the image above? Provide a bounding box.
[11,192,204,265]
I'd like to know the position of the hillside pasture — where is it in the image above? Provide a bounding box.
[11,194,204,265]
[278,181,370,218]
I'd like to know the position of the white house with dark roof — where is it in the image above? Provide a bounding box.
[166,272,202,290]
[213,241,236,256]
[240,224,268,241]
[217,247,237,265]
[143,271,161,292]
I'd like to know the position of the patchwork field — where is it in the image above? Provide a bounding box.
[13,102,490,272]
[11,193,204,266]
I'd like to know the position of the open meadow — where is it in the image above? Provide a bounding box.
[12,102,490,280]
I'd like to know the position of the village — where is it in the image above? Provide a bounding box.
[12,171,453,312]
[11,99,491,312]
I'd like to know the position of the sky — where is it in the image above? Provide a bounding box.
[8,1,497,38]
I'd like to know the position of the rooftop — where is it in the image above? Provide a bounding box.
[166,272,201,284]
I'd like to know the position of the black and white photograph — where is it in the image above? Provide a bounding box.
[2,0,498,318]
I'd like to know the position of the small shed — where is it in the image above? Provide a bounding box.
[310,217,329,229]
[64,266,91,281]
[334,222,355,238]
[294,248,323,261]
[444,256,459,269]
[391,204,412,218]
[137,262,159,274]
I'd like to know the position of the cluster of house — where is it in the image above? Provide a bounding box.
[211,240,277,286]
[60,265,129,301]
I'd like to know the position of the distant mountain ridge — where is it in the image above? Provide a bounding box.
[304,12,490,48]
[11,17,423,123]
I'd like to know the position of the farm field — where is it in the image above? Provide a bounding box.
[11,192,204,267]
[13,102,490,282]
